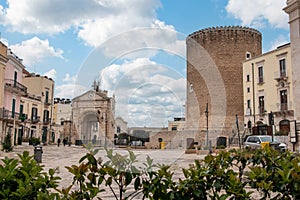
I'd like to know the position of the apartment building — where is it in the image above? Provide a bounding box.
[22,72,54,144]
[1,49,27,145]
[243,43,293,135]
[0,42,8,144]
[0,42,7,109]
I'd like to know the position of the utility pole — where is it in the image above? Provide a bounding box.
[236,114,241,149]
[205,103,209,147]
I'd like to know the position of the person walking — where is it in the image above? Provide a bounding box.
[63,138,67,146]
[57,138,61,147]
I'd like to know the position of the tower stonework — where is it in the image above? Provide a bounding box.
[186,26,262,145]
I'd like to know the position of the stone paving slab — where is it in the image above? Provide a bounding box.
[0,143,206,199]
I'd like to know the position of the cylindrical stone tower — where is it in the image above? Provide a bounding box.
[186,26,262,145]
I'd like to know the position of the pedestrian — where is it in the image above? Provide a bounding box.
[57,138,61,147]
[63,138,67,146]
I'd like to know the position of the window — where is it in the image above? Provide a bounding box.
[247,100,251,109]
[259,96,265,114]
[171,126,177,131]
[14,71,17,87]
[189,84,193,92]
[19,104,23,115]
[43,110,50,122]
[117,126,121,133]
[45,91,49,103]
[246,52,251,59]
[280,90,288,111]
[279,59,286,77]
[258,66,264,83]
[31,107,38,120]
[246,75,250,82]
[12,98,16,118]
[247,87,250,93]
[19,104,24,121]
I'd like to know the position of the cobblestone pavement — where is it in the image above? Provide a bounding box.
[0,143,205,199]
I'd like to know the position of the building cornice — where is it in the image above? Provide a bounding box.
[284,0,300,14]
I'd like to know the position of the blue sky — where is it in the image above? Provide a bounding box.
[0,0,290,127]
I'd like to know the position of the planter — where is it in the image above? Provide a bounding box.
[185,149,197,154]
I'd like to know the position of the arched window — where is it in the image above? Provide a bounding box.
[279,119,290,135]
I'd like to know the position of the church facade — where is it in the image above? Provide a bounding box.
[72,85,115,147]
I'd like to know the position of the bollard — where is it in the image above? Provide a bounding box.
[34,145,43,163]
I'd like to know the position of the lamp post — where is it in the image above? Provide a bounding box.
[104,112,107,148]
[268,111,274,142]
[205,103,209,147]
[236,114,241,149]
[97,110,107,148]
[68,120,72,146]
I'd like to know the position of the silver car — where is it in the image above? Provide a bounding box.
[243,135,287,151]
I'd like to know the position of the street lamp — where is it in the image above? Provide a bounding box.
[97,110,107,148]
[205,103,209,147]
[236,114,241,149]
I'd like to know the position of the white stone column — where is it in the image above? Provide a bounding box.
[284,0,300,121]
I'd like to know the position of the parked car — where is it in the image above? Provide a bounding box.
[243,135,287,151]
[130,140,143,146]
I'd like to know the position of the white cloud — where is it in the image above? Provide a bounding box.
[100,58,186,127]
[43,69,56,80]
[1,0,185,62]
[226,0,288,29]
[63,73,77,83]
[268,34,289,51]
[54,73,83,99]
[0,0,168,48]
[9,36,64,66]
[55,83,88,99]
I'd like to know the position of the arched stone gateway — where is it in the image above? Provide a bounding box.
[72,87,115,146]
[81,112,98,141]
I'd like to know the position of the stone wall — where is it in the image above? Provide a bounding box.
[186,26,262,145]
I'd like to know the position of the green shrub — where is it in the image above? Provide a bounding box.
[0,151,61,199]
[2,132,13,152]
[1,145,300,199]
[29,137,40,146]
[216,145,226,149]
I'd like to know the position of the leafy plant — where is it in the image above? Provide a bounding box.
[29,137,41,146]
[1,144,300,199]
[2,132,13,152]
[0,151,61,199]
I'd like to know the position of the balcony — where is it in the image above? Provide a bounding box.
[4,79,27,95]
[258,106,266,115]
[31,116,40,123]
[257,76,264,85]
[280,103,288,111]
[19,113,28,122]
[274,71,288,81]
[274,102,294,117]
[43,118,51,124]
[0,108,20,121]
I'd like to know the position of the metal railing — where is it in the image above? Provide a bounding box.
[280,103,288,111]
[0,108,20,120]
[4,79,27,93]
[31,116,40,123]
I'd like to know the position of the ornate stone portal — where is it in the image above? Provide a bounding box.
[72,84,115,146]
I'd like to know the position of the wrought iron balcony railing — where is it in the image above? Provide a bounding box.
[0,108,20,120]
[4,79,27,94]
